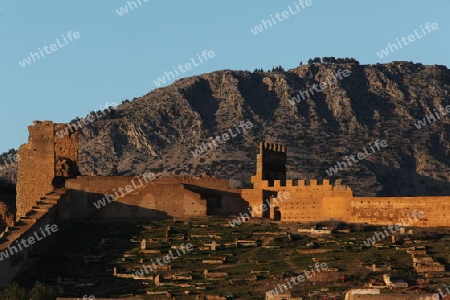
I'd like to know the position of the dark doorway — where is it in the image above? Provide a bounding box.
[273,207,281,221]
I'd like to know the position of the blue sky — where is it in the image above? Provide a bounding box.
[0,0,448,153]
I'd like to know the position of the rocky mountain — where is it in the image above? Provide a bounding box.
[76,60,450,197]
[2,61,450,209]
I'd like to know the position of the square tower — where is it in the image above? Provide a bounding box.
[251,142,287,188]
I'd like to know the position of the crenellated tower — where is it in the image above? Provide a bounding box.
[16,121,79,219]
[251,142,287,188]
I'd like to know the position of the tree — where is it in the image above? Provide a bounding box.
[28,282,63,300]
[272,65,284,72]
[0,282,27,300]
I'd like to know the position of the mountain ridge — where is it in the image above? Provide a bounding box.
[74,61,450,197]
[2,61,450,217]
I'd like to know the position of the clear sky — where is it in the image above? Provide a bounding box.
[0,0,448,153]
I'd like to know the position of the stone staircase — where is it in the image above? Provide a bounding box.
[0,188,67,250]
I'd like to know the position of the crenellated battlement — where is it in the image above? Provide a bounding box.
[256,179,352,191]
[260,142,287,153]
[252,142,287,185]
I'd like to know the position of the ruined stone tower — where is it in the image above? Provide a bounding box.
[16,121,79,218]
[250,142,287,188]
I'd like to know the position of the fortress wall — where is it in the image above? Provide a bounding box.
[202,189,248,216]
[255,184,353,222]
[241,189,264,217]
[153,183,190,218]
[16,121,78,219]
[278,196,324,221]
[183,189,207,217]
[56,190,93,221]
[65,177,208,220]
[177,178,230,190]
[59,185,167,221]
[16,122,56,218]
[91,202,168,220]
[323,194,353,221]
[351,196,450,226]
[65,176,142,195]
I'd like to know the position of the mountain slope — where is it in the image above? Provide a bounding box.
[75,61,450,197]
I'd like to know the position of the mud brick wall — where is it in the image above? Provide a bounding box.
[16,121,56,218]
[16,121,78,219]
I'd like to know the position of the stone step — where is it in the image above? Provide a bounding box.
[45,194,62,199]
[36,200,56,206]
[17,217,36,225]
[32,206,50,212]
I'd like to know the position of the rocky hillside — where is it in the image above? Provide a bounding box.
[75,61,450,197]
[2,61,450,202]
